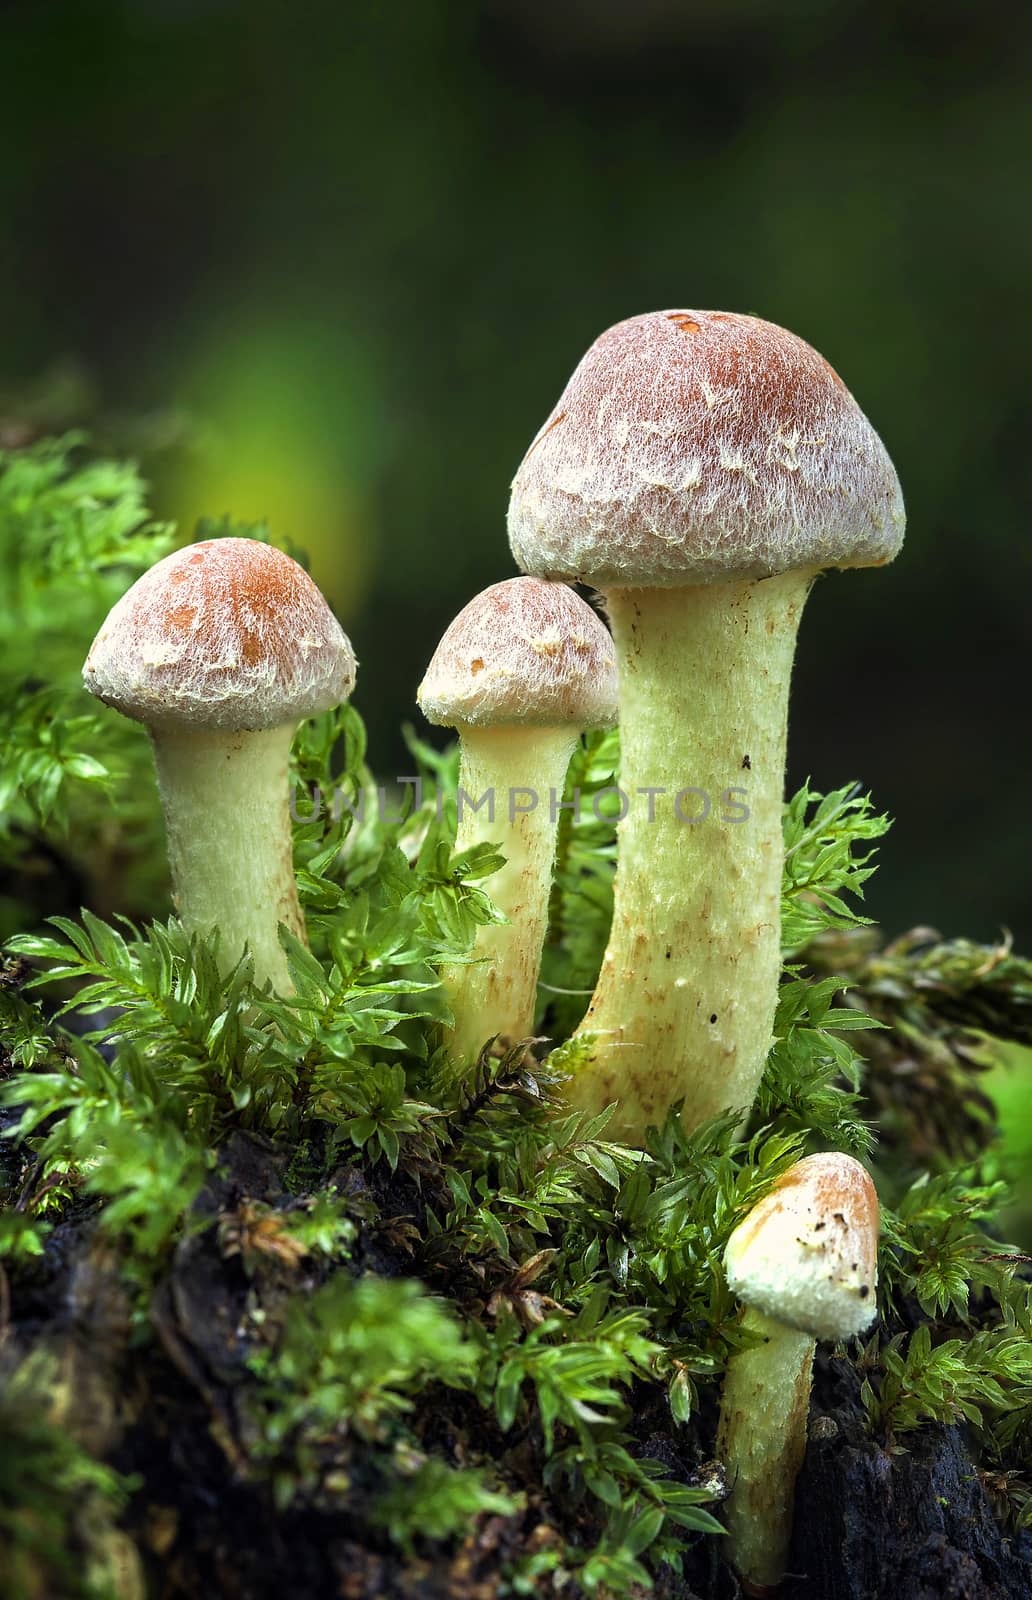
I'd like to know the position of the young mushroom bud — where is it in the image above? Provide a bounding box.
[417,577,617,1064]
[508,310,905,1143]
[716,1152,879,1594]
[83,537,355,995]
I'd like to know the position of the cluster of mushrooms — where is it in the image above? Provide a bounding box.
[83,309,904,1594]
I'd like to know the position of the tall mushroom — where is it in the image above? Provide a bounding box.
[417,577,618,1064]
[716,1152,879,1594]
[508,310,905,1142]
[83,536,355,994]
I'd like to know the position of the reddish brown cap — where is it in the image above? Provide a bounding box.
[724,1153,879,1341]
[83,537,355,731]
[508,310,905,588]
[417,577,618,730]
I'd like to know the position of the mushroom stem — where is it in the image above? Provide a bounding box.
[442,723,579,1062]
[716,1307,815,1595]
[565,568,816,1140]
[150,723,303,994]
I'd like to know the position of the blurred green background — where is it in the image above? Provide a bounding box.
[1,0,1029,950]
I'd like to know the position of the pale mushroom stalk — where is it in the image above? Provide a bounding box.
[715,1308,816,1596]
[442,723,580,1063]
[716,1153,880,1594]
[83,537,355,995]
[508,308,905,1142]
[150,724,303,996]
[571,571,814,1138]
[417,577,618,1064]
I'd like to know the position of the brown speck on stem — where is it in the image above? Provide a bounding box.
[470,658,485,675]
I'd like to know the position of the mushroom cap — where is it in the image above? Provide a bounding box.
[83,537,356,732]
[417,577,618,730]
[724,1153,879,1341]
[508,310,905,588]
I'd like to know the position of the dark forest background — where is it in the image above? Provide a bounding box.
[1,0,1029,955]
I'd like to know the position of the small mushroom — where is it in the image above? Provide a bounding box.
[716,1152,880,1594]
[417,577,617,1063]
[508,310,905,1142]
[83,537,355,994]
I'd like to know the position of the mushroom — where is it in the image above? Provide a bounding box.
[417,577,618,1063]
[83,536,355,994]
[716,1152,879,1594]
[508,310,905,1141]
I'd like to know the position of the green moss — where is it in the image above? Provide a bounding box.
[1,439,1030,1591]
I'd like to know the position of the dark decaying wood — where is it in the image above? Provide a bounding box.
[787,1402,1032,1600]
[3,1131,1030,1599]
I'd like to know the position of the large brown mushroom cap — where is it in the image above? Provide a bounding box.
[83,537,356,732]
[417,577,618,730]
[724,1153,880,1341]
[508,310,905,587]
